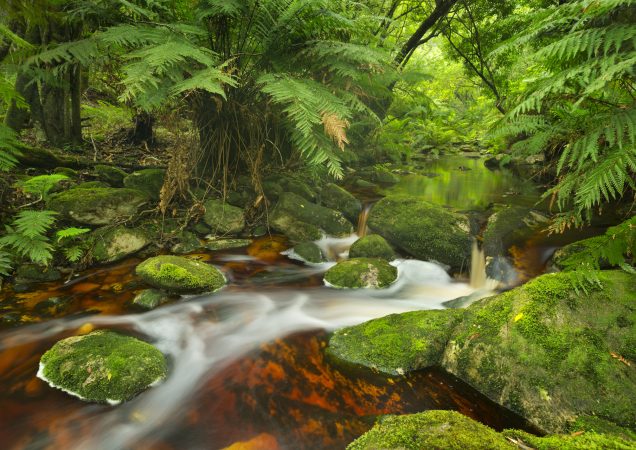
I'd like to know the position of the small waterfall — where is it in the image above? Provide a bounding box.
[470,239,488,288]
[357,203,372,237]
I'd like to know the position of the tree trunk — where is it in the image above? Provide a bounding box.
[70,64,83,144]
[130,111,155,145]
[41,82,67,146]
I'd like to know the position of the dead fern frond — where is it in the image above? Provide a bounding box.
[321,112,350,151]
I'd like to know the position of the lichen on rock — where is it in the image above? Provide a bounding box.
[324,258,397,289]
[38,330,167,404]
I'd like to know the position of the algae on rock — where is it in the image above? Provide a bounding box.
[136,255,226,293]
[324,258,397,289]
[38,330,167,404]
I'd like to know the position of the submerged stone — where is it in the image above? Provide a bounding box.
[203,199,246,235]
[368,196,471,271]
[132,289,172,310]
[136,255,226,293]
[349,235,395,261]
[320,183,362,222]
[290,241,325,263]
[270,192,353,242]
[328,309,460,375]
[91,225,150,263]
[123,169,166,201]
[324,258,397,289]
[47,187,149,225]
[38,330,167,404]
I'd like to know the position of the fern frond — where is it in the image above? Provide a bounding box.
[16,174,69,199]
[12,210,57,239]
[56,227,90,242]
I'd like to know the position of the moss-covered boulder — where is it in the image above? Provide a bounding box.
[91,226,150,263]
[357,166,400,184]
[290,242,325,263]
[348,411,513,450]
[270,192,353,242]
[442,271,636,433]
[94,165,127,187]
[265,175,317,201]
[37,330,167,404]
[347,411,635,450]
[321,183,361,222]
[483,206,549,257]
[368,196,471,270]
[136,255,226,293]
[132,289,172,310]
[349,235,395,261]
[75,181,110,189]
[14,264,62,284]
[53,167,78,178]
[123,169,165,201]
[328,309,460,375]
[47,187,149,225]
[324,258,397,289]
[203,199,246,235]
[550,236,609,271]
[171,231,202,254]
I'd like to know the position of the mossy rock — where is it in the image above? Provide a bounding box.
[14,264,62,284]
[368,196,471,271]
[284,178,316,202]
[136,255,226,293]
[321,183,361,222]
[347,411,635,450]
[171,231,202,254]
[442,270,636,433]
[349,235,395,261]
[75,181,110,189]
[53,167,78,178]
[37,330,167,404]
[94,165,127,187]
[270,192,353,242]
[358,166,400,184]
[291,242,325,263]
[203,199,246,235]
[132,289,172,310]
[226,190,254,208]
[347,411,513,450]
[324,258,397,289]
[550,236,610,271]
[482,206,549,257]
[265,175,317,201]
[91,226,150,264]
[328,309,461,375]
[204,238,252,251]
[47,187,149,225]
[123,169,166,201]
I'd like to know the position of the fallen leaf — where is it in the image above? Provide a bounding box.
[610,352,631,367]
[514,313,524,322]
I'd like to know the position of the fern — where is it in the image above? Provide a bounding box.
[17,174,69,200]
[0,210,58,266]
[0,250,13,277]
[56,227,90,242]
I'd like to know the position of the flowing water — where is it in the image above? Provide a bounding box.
[0,156,576,449]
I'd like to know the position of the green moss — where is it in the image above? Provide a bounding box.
[53,167,78,178]
[203,199,246,235]
[91,226,150,263]
[47,187,149,225]
[38,330,167,404]
[132,289,172,310]
[270,192,353,241]
[349,235,395,261]
[320,183,361,222]
[444,271,636,433]
[328,309,460,375]
[136,255,226,293]
[75,181,110,189]
[94,165,127,187]
[551,236,610,271]
[368,196,471,270]
[324,258,397,289]
[347,411,513,450]
[292,242,325,263]
[357,166,400,184]
[502,429,636,449]
[123,169,166,201]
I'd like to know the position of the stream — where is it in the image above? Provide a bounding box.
[0,155,590,449]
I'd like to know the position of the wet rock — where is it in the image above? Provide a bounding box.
[14,264,62,284]
[328,309,460,375]
[320,183,361,222]
[368,196,471,271]
[347,411,513,450]
[482,206,549,257]
[91,225,150,263]
[47,187,149,225]
[353,178,379,190]
[37,330,167,404]
[132,289,172,310]
[204,238,252,251]
[170,230,202,254]
[203,199,246,235]
[324,258,397,289]
[136,255,226,293]
[290,242,325,264]
[349,235,395,261]
[94,165,127,187]
[34,296,73,316]
[347,410,635,450]
[123,169,166,201]
[270,192,353,242]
